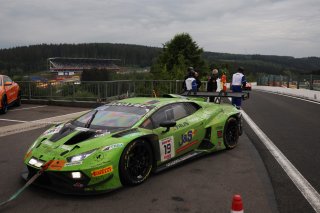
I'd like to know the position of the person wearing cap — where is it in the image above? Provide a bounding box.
[231,67,246,109]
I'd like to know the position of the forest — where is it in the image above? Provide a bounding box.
[0,42,319,79]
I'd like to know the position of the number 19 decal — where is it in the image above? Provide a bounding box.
[159,136,175,162]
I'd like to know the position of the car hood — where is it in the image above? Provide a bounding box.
[24,123,140,169]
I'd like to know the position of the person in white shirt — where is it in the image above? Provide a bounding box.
[185,72,197,94]
[231,67,246,109]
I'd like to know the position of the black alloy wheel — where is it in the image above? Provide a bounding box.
[223,117,239,149]
[119,140,153,185]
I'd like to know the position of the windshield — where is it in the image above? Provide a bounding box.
[72,105,150,130]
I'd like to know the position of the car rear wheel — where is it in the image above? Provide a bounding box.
[0,97,8,114]
[119,140,153,186]
[223,117,239,149]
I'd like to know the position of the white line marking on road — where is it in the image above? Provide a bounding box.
[0,110,89,138]
[0,118,27,123]
[11,105,47,111]
[241,110,320,212]
[256,90,320,105]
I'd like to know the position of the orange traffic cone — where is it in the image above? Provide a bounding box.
[231,194,244,213]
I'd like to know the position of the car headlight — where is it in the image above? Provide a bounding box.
[67,149,97,163]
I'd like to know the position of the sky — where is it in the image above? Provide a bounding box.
[0,0,320,58]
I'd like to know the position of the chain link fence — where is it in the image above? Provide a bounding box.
[257,74,320,91]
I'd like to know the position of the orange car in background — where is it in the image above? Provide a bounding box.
[0,75,21,114]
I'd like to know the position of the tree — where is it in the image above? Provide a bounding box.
[151,33,205,79]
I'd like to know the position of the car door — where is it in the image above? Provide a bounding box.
[147,102,204,163]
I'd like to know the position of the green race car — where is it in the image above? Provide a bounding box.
[22,94,243,194]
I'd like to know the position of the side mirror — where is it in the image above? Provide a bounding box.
[4,82,12,86]
[160,120,176,133]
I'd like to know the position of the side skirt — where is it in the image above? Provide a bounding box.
[154,150,206,173]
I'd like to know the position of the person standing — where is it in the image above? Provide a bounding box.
[207,69,219,102]
[207,69,219,92]
[182,67,195,92]
[185,71,197,94]
[194,71,202,91]
[231,67,246,109]
[221,71,227,92]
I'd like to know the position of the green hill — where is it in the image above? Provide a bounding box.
[0,43,319,76]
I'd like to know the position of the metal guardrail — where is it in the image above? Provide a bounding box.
[17,80,209,102]
[17,80,188,102]
[257,74,320,91]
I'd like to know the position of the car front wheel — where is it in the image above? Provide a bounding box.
[119,140,153,186]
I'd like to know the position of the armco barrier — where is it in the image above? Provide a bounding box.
[254,85,320,102]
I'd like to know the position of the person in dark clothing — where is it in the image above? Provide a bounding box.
[207,69,219,92]
[194,71,202,91]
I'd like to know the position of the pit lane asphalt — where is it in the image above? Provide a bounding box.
[0,104,278,212]
[242,90,320,213]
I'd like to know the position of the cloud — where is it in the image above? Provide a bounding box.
[0,0,319,57]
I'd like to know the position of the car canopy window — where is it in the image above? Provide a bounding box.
[72,105,150,130]
[145,102,200,129]
[3,76,12,83]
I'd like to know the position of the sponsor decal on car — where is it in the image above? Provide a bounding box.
[175,122,189,130]
[75,127,90,132]
[176,129,198,153]
[42,140,53,146]
[48,160,66,171]
[102,143,124,151]
[217,130,223,138]
[94,131,111,138]
[159,136,175,162]
[60,145,72,151]
[43,124,63,136]
[65,161,83,167]
[91,166,113,177]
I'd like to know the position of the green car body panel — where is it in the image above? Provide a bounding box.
[23,96,242,194]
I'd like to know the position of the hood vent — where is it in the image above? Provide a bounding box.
[64,131,96,145]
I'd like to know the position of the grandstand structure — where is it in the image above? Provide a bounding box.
[47,58,121,77]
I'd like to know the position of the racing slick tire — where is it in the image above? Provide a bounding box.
[119,139,153,186]
[223,117,239,149]
[0,96,8,114]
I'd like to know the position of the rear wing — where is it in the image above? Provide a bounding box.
[177,91,250,104]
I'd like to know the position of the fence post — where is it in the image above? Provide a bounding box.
[97,82,101,102]
[297,75,300,89]
[287,76,290,88]
[28,82,31,100]
[133,81,136,96]
[105,82,108,101]
[310,74,314,90]
[49,82,53,101]
[72,83,75,101]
